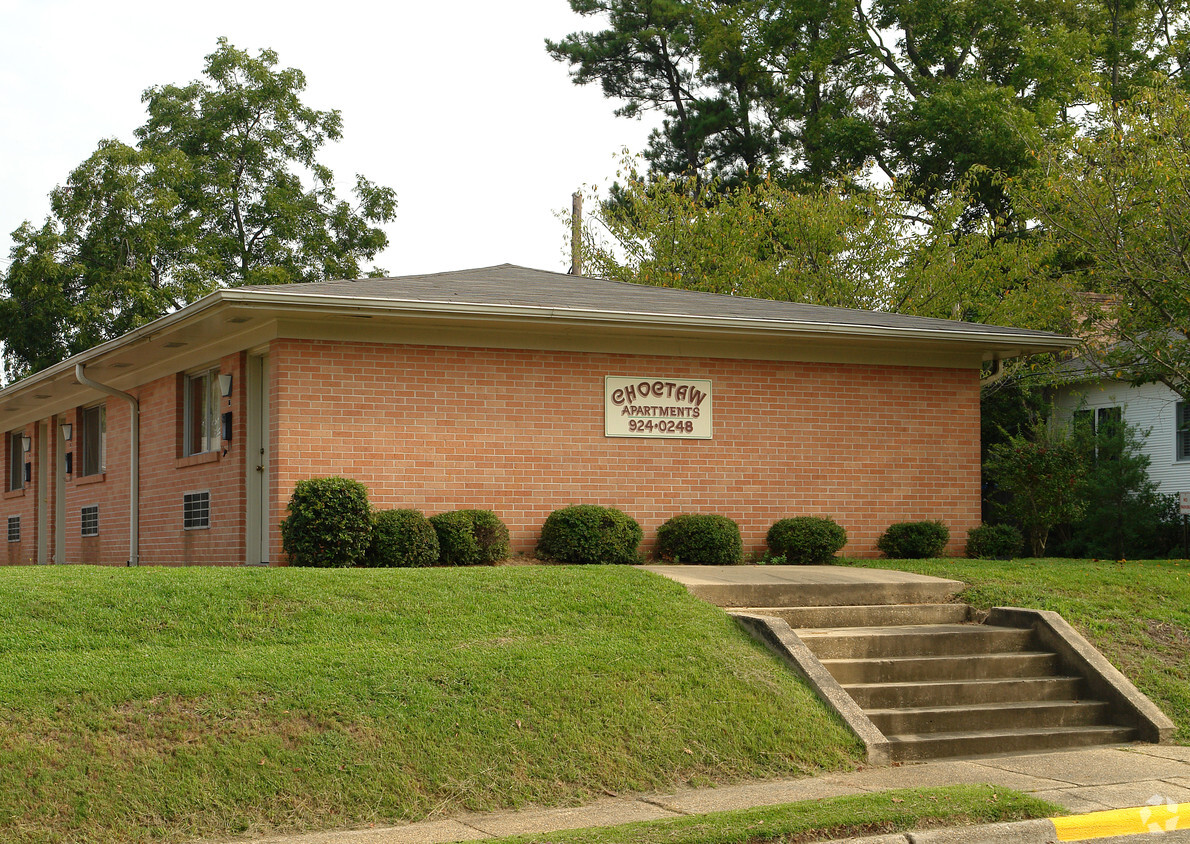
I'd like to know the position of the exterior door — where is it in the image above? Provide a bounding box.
[36,422,48,564]
[54,417,66,564]
[245,354,270,564]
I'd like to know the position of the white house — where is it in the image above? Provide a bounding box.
[1051,374,1190,497]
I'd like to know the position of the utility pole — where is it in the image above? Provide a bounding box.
[570,191,582,276]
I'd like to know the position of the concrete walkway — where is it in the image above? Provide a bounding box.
[221,744,1190,844]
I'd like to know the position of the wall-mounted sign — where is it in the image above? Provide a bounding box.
[605,376,712,439]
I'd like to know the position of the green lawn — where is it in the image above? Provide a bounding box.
[0,565,861,844]
[488,785,1062,844]
[846,557,1190,744]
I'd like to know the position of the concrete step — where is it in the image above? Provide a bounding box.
[680,571,965,609]
[844,676,1085,709]
[798,624,1035,660]
[867,700,1114,735]
[744,603,972,628]
[820,651,1061,684]
[885,724,1136,762]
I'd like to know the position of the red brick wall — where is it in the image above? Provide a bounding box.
[10,353,249,567]
[270,339,981,558]
[134,352,246,566]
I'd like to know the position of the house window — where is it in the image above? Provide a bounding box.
[80,506,99,537]
[183,491,211,529]
[185,368,222,456]
[7,430,24,491]
[7,516,19,542]
[79,404,106,476]
[1073,406,1123,460]
[1178,403,1190,461]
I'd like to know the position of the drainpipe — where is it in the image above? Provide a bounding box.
[75,363,139,567]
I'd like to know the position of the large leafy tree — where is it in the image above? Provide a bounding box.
[1023,83,1190,399]
[0,38,396,381]
[550,0,1190,225]
[578,161,1073,331]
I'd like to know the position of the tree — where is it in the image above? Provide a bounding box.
[1023,83,1190,400]
[576,160,1073,332]
[550,0,1190,225]
[984,417,1087,556]
[0,39,396,381]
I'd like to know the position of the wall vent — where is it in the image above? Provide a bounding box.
[81,506,99,537]
[183,491,210,529]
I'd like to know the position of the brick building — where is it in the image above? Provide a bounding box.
[0,264,1074,566]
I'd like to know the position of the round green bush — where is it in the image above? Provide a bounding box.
[536,504,643,565]
[877,520,950,559]
[430,509,510,566]
[280,476,372,567]
[965,523,1024,559]
[365,509,439,567]
[655,514,742,565]
[765,517,847,565]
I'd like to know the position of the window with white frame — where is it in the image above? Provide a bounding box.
[183,491,210,529]
[7,430,24,491]
[80,505,99,537]
[1178,403,1190,461]
[7,516,19,542]
[1073,406,1123,459]
[184,368,222,456]
[79,404,105,477]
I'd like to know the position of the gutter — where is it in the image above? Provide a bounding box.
[75,364,139,567]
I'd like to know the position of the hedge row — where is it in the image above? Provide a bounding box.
[279,477,510,568]
[280,477,1016,566]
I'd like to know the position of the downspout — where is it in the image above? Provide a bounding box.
[75,363,139,567]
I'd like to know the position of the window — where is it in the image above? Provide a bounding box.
[1073,406,1123,461]
[7,516,19,542]
[80,506,99,537]
[185,368,222,456]
[1178,403,1190,461]
[7,430,24,491]
[183,491,210,529]
[79,404,105,476]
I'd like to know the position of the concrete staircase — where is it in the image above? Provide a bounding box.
[754,601,1135,761]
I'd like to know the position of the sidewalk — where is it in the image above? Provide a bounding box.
[220,743,1190,844]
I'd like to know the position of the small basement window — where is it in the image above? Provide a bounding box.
[183,491,210,529]
[7,516,19,542]
[81,506,99,537]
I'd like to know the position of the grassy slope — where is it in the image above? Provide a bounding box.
[0,566,861,844]
[846,557,1190,743]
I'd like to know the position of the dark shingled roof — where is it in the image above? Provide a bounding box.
[240,263,1072,343]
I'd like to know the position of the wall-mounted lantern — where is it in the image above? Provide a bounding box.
[60,423,72,441]
[21,436,31,453]
[218,373,233,398]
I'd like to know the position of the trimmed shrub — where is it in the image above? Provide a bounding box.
[280,476,372,567]
[430,509,510,566]
[766,517,847,565]
[877,520,950,559]
[365,509,439,568]
[655,514,742,565]
[537,504,643,565]
[965,523,1024,560]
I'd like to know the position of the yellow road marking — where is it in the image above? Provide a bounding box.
[1052,802,1189,840]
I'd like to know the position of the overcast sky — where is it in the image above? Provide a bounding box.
[0,0,656,278]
